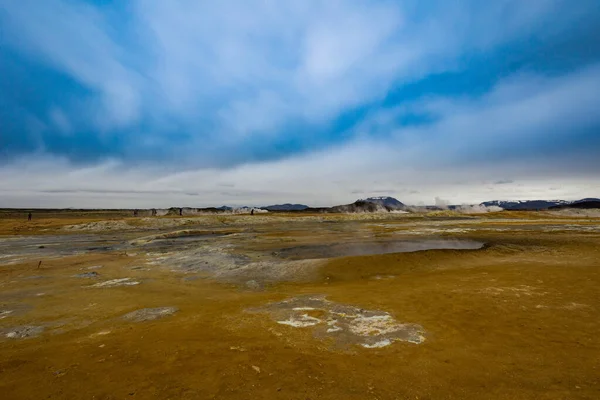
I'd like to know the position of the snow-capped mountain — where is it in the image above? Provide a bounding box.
[482,199,577,210]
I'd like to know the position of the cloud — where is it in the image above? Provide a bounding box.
[1,1,599,207]
[433,197,449,208]
[1,0,141,128]
[2,62,600,207]
[48,108,72,135]
[1,62,599,209]
[3,1,598,160]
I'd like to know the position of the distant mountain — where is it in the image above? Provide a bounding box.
[573,198,600,204]
[549,200,600,210]
[362,196,406,210]
[326,197,407,213]
[262,203,309,211]
[330,200,383,213]
[481,199,599,210]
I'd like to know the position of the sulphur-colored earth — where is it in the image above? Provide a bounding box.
[0,210,599,399]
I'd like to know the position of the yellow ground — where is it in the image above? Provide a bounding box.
[0,212,599,399]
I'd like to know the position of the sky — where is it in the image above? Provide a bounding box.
[1,0,600,208]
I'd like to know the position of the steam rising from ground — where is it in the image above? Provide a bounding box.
[455,204,504,213]
[406,203,504,213]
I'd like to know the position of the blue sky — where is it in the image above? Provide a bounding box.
[1,0,600,207]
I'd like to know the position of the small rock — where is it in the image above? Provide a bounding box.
[4,325,44,339]
[0,310,13,320]
[252,365,261,373]
[74,272,99,278]
[122,307,178,322]
[90,278,140,288]
[89,330,112,338]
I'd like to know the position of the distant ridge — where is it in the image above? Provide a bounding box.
[261,203,308,211]
[549,200,600,210]
[322,196,407,213]
[574,198,600,203]
[481,198,600,210]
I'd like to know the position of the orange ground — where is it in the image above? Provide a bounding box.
[0,212,599,399]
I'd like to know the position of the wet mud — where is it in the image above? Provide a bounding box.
[275,238,484,260]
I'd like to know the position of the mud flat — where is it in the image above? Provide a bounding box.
[275,238,484,259]
[0,211,599,399]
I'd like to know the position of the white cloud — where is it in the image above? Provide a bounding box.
[1,1,599,208]
[1,0,583,140]
[48,107,72,135]
[1,63,599,208]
